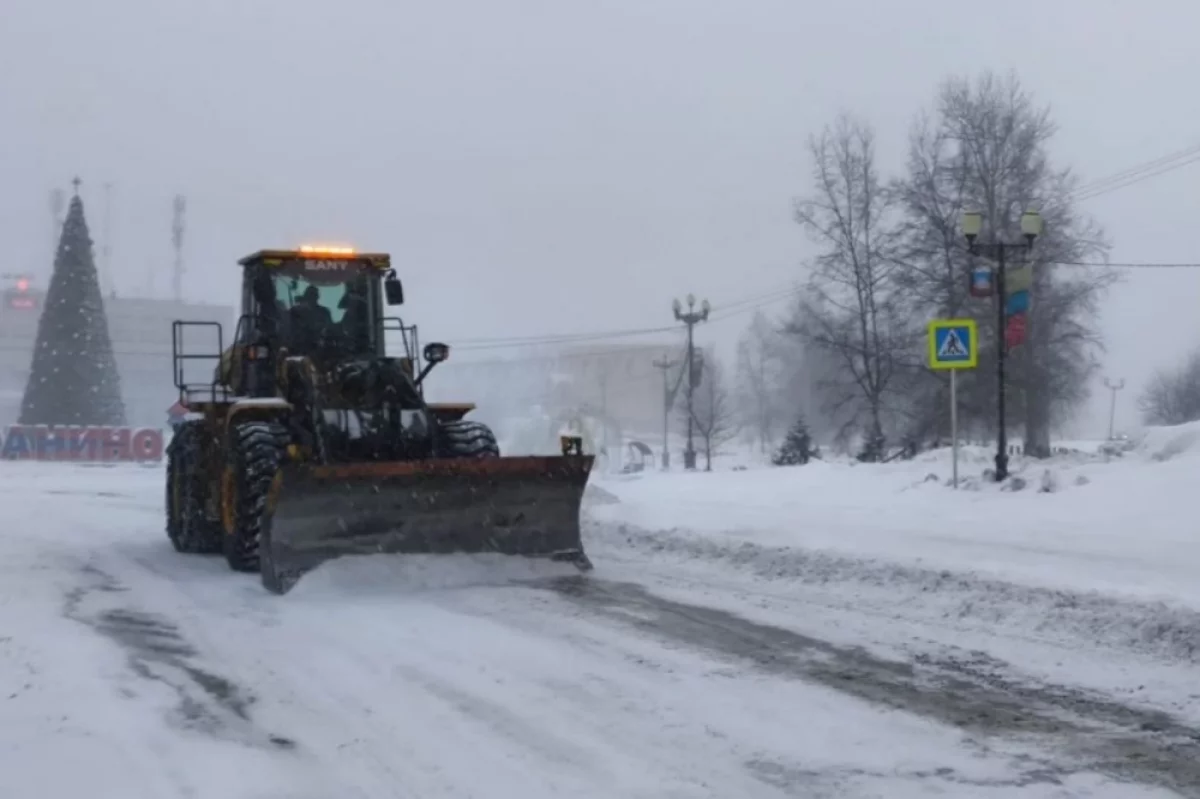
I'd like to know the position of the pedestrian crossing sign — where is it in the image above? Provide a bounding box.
[928,319,978,370]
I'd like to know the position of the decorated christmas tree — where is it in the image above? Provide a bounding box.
[19,180,127,427]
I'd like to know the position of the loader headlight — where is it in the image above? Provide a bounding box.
[423,342,450,364]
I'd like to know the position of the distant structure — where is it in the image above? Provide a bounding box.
[48,188,65,268]
[171,194,186,302]
[429,341,686,438]
[101,181,115,297]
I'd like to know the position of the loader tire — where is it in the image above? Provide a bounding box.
[165,421,222,555]
[221,421,288,573]
[437,419,500,458]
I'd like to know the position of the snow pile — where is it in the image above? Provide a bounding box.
[583,482,621,506]
[1131,420,1200,462]
[587,422,1200,663]
[289,552,580,601]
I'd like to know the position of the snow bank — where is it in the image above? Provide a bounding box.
[290,553,580,601]
[1129,420,1200,462]
[587,423,1200,663]
[588,520,1200,663]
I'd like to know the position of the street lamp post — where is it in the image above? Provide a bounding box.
[961,209,1042,483]
[652,356,678,469]
[673,293,710,471]
[1104,377,1125,440]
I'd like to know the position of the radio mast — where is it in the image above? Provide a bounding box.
[171,194,186,303]
[49,187,65,269]
[101,182,114,297]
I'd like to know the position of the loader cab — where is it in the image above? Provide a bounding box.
[237,248,393,363]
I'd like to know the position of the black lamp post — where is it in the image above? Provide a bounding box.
[961,208,1043,482]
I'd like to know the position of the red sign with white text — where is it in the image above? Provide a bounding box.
[0,425,164,462]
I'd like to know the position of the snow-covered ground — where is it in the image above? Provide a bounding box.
[583,425,1200,726]
[592,427,1200,607]
[2,426,1200,797]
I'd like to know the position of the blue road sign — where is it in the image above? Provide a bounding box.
[928,319,978,370]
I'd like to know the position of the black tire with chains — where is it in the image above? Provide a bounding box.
[223,420,289,573]
[437,419,500,458]
[165,420,222,554]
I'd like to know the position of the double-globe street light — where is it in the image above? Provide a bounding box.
[961,209,1043,483]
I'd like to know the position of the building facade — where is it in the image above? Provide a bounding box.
[0,280,234,428]
[427,340,688,441]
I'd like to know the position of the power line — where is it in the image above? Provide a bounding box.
[450,292,793,353]
[1077,154,1200,201]
[1055,260,1200,269]
[448,281,805,353]
[1076,143,1200,193]
[443,254,1200,354]
[1074,141,1200,202]
[435,139,1200,355]
[708,286,802,322]
[452,323,677,352]
[441,140,1200,353]
[450,339,685,364]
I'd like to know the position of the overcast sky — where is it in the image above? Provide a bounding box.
[4,0,1199,436]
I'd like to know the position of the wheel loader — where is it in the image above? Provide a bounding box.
[166,246,594,593]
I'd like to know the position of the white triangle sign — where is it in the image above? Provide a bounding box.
[938,329,968,359]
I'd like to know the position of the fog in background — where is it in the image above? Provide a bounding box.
[4,0,1199,438]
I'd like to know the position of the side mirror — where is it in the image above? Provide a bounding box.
[423,342,450,364]
[384,271,404,306]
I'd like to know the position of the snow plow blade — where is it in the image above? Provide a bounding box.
[261,454,595,594]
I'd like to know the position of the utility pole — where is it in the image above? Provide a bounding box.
[672,293,710,470]
[652,356,678,469]
[962,209,1042,483]
[598,362,609,472]
[1104,377,1125,440]
[171,194,187,303]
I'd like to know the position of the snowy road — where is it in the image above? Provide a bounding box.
[2,464,1197,798]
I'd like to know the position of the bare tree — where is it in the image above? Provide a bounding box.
[1140,348,1200,426]
[787,114,911,459]
[680,356,738,471]
[895,71,1115,457]
[735,310,787,453]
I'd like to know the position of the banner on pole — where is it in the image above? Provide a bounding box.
[1006,263,1033,294]
[1005,314,1027,348]
[1005,290,1030,315]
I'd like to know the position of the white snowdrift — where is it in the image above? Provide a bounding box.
[287,552,581,601]
[587,423,1200,663]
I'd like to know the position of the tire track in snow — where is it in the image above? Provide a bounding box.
[61,562,296,752]
[62,550,447,798]
[531,574,1200,797]
[390,662,602,770]
[583,518,1200,665]
[425,577,1089,796]
[95,543,757,797]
